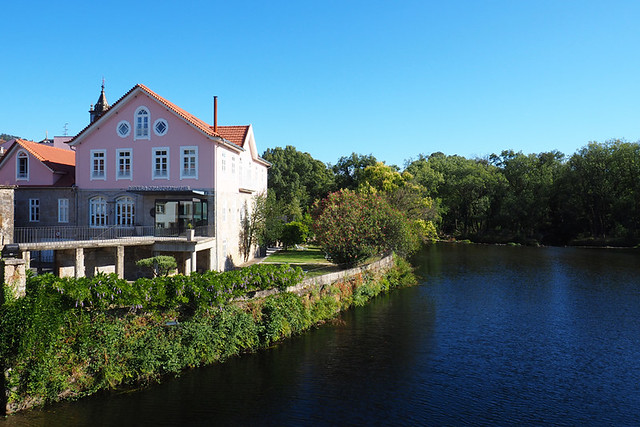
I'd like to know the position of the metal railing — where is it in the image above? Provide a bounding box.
[13,225,215,244]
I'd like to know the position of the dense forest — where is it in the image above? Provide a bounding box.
[263,139,640,247]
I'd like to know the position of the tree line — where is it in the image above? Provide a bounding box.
[262,139,640,247]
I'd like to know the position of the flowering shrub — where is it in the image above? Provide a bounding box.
[22,264,304,313]
[312,189,418,266]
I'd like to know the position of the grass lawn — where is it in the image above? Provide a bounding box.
[262,246,342,277]
[263,246,329,264]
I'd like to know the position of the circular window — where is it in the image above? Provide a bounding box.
[154,119,168,136]
[117,120,131,138]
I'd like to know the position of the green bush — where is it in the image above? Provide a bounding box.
[313,189,418,266]
[1,255,414,412]
[136,255,177,277]
[281,221,309,249]
[260,292,310,344]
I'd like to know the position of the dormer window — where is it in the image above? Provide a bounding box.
[135,107,150,140]
[16,150,29,180]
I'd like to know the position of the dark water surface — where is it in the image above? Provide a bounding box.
[4,244,640,426]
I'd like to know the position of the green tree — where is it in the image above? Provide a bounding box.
[262,146,335,217]
[239,194,267,262]
[0,133,20,142]
[136,256,177,277]
[331,152,378,191]
[280,221,309,249]
[259,190,285,248]
[358,161,440,242]
[425,153,507,237]
[490,149,565,242]
[312,189,417,266]
[567,140,640,242]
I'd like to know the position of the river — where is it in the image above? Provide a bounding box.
[3,244,640,426]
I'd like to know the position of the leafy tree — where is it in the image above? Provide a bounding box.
[239,194,267,262]
[423,153,507,237]
[0,133,20,142]
[262,146,335,217]
[359,161,440,242]
[489,149,565,242]
[136,256,177,277]
[404,154,444,197]
[331,152,378,191]
[259,190,285,247]
[280,221,309,249]
[567,139,640,242]
[312,189,417,266]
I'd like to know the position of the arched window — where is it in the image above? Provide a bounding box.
[116,196,135,226]
[16,150,29,180]
[89,196,108,227]
[135,107,150,139]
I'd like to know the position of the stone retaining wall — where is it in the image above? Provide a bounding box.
[245,253,395,300]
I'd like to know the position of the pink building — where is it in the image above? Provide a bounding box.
[0,139,76,228]
[2,84,270,276]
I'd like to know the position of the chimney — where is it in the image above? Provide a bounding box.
[213,96,218,133]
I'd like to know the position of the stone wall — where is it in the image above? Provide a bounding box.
[14,187,76,228]
[244,253,395,300]
[1,258,26,298]
[0,186,14,244]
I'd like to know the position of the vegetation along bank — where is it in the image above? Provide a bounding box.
[1,255,415,415]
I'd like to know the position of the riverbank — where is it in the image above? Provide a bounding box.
[2,254,415,415]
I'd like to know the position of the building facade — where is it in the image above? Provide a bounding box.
[0,84,270,276]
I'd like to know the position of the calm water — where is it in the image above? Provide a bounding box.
[4,244,640,426]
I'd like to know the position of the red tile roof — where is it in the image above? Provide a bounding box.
[135,84,224,139]
[69,84,235,144]
[15,139,75,171]
[2,139,76,186]
[217,126,249,147]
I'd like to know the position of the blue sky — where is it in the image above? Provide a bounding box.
[2,0,640,168]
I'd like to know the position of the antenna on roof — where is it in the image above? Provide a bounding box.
[63,123,69,136]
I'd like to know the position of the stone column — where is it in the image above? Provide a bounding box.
[21,250,31,270]
[2,258,26,298]
[190,250,197,273]
[75,248,85,278]
[208,247,215,272]
[183,255,191,275]
[115,246,125,279]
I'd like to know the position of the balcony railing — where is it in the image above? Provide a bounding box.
[13,225,215,244]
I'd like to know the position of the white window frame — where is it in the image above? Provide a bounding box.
[152,147,170,180]
[117,120,131,138]
[29,198,39,222]
[58,198,69,223]
[134,106,150,140]
[153,118,168,136]
[116,196,135,227]
[16,150,29,181]
[231,156,236,175]
[89,196,108,228]
[221,152,226,173]
[180,146,198,180]
[116,149,133,180]
[90,150,106,180]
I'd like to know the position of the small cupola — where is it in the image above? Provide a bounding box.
[89,80,110,123]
